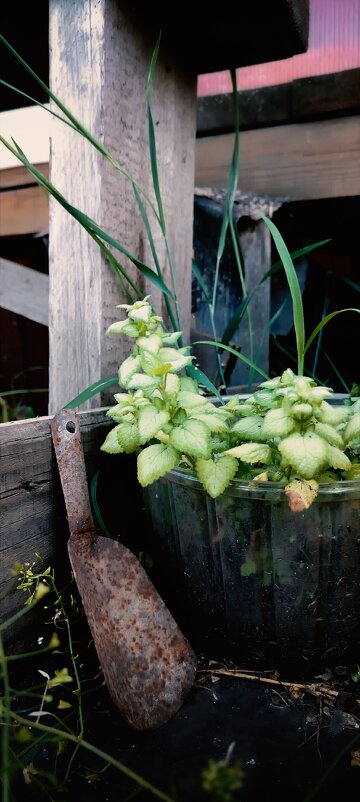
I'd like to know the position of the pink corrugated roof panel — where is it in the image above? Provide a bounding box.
[197,0,360,95]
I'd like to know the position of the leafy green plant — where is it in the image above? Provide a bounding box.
[101,293,360,510]
[201,750,244,802]
[1,33,359,510]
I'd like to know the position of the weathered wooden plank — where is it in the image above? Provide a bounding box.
[0,409,113,641]
[197,69,360,135]
[0,163,49,189]
[0,257,49,325]
[234,221,271,385]
[48,0,196,413]
[195,116,360,201]
[0,185,48,236]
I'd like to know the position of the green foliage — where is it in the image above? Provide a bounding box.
[201,755,244,802]
[102,300,360,511]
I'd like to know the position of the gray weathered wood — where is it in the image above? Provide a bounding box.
[0,258,49,325]
[234,221,271,385]
[196,117,360,201]
[49,0,196,413]
[0,410,112,642]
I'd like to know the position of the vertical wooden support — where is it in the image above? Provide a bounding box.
[49,0,196,412]
[234,220,271,386]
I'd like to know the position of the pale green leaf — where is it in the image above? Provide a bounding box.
[113,392,130,403]
[252,389,275,406]
[162,331,182,344]
[179,376,198,393]
[177,391,210,410]
[100,426,125,454]
[170,419,211,459]
[140,350,160,376]
[195,456,238,498]
[137,444,179,486]
[158,348,193,372]
[224,443,272,463]
[119,354,141,387]
[165,373,180,396]
[233,403,257,417]
[127,373,159,390]
[262,408,296,439]
[326,444,351,471]
[343,413,360,444]
[137,333,162,353]
[116,420,140,453]
[314,422,343,448]
[232,414,265,441]
[138,406,169,444]
[106,403,133,423]
[128,303,152,323]
[192,413,229,433]
[316,402,350,425]
[278,432,328,479]
[107,319,139,337]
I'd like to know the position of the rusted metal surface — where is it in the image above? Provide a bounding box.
[51,409,197,731]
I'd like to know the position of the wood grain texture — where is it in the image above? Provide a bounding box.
[0,258,49,325]
[0,185,48,236]
[49,0,196,413]
[197,69,360,135]
[195,116,360,201]
[0,409,112,642]
[234,221,271,385]
[0,163,49,189]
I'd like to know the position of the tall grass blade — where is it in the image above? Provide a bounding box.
[260,239,331,284]
[144,35,181,330]
[146,34,165,232]
[64,378,118,409]
[211,69,240,313]
[221,297,250,346]
[262,215,305,375]
[192,260,210,303]
[133,185,178,335]
[304,308,360,356]
[0,34,159,222]
[0,135,173,299]
[186,365,223,402]
[194,341,269,381]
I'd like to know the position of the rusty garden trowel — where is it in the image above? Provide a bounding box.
[51,409,197,731]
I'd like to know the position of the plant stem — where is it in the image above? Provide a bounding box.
[7,711,175,802]
[0,632,11,802]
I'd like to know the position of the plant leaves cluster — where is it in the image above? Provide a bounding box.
[102,300,360,510]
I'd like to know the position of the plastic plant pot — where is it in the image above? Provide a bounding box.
[144,470,360,674]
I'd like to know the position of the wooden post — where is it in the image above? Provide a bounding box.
[235,220,271,386]
[48,0,196,412]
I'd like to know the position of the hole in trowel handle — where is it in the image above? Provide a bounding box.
[66,420,76,434]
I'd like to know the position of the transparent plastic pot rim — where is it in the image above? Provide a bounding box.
[159,466,360,502]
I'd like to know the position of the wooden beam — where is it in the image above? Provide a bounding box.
[195,116,360,201]
[0,163,49,189]
[0,410,113,646]
[197,69,360,135]
[48,0,196,412]
[0,257,49,325]
[0,185,48,235]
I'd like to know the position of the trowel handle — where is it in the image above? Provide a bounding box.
[51,409,96,539]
